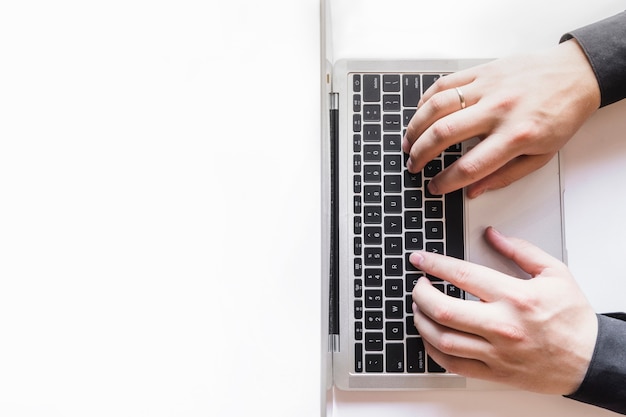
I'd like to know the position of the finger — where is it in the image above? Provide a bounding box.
[422,339,493,379]
[418,70,479,106]
[465,153,556,198]
[484,227,566,277]
[412,278,501,341]
[409,251,518,302]
[404,103,494,174]
[426,132,519,195]
[403,83,481,152]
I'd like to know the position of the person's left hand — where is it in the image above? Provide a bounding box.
[410,227,598,395]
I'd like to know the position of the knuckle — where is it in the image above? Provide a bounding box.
[494,324,527,343]
[430,303,454,324]
[436,334,457,354]
[455,157,482,180]
[427,92,447,113]
[430,119,456,143]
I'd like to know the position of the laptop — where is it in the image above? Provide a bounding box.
[320,0,566,395]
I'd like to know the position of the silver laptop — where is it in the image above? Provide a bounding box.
[320,0,566,394]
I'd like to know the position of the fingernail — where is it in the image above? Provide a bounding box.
[427,180,440,195]
[402,138,410,154]
[409,251,424,267]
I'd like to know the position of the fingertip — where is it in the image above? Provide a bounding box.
[409,251,425,267]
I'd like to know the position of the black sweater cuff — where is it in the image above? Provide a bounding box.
[566,313,626,414]
[560,11,626,108]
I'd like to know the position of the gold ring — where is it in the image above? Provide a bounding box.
[455,87,466,110]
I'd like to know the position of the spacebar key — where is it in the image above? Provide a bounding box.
[445,189,464,259]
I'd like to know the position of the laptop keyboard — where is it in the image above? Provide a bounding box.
[351,72,465,374]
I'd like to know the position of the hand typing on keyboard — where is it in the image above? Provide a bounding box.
[402,39,600,198]
[410,226,597,395]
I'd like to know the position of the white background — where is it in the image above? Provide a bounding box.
[0,1,625,416]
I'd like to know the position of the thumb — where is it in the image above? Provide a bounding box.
[484,226,565,277]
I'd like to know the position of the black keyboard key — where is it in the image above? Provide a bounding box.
[385,300,403,319]
[405,231,424,250]
[425,221,444,239]
[354,279,363,297]
[405,253,418,272]
[444,153,461,168]
[363,144,381,162]
[365,354,384,372]
[383,74,401,92]
[402,74,420,107]
[365,290,383,309]
[364,227,382,245]
[355,343,363,372]
[383,114,401,132]
[363,104,381,122]
[363,75,380,102]
[363,124,381,142]
[385,278,404,297]
[404,211,423,229]
[384,236,402,255]
[385,257,403,276]
[355,321,363,340]
[353,134,362,152]
[426,241,444,255]
[353,74,362,92]
[445,189,464,259]
[405,273,423,292]
[364,268,383,287]
[354,236,362,255]
[422,74,440,92]
[384,195,402,213]
[384,216,402,234]
[404,190,422,208]
[383,94,401,111]
[384,175,402,193]
[425,200,443,218]
[403,108,416,127]
[384,154,402,173]
[353,155,361,173]
[354,196,362,214]
[354,216,362,235]
[406,338,426,373]
[365,311,383,329]
[428,356,446,373]
[363,165,381,183]
[354,257,362,276]
[364,185,381,203]
[365,332,383,351]
[353,175,362,193]
[364,205,382,224]
[406,316,419,335]
[386,321,404,340]
[404,171,421,188]
[364,247,382,265]
[405,294,414,314]
[354,300,363,319]
[424,159,442,177]
[353,94,362,112]
[353,114,361,132]
[383,134,402,152]
[386,343,405,373]
[447,284,463,299]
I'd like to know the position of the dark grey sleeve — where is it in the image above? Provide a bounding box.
[560,11,626,107]
[565,313,626,414]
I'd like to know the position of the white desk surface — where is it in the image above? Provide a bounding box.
[0,1,625,416]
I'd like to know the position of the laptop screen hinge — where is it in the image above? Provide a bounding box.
[329,92,338,111]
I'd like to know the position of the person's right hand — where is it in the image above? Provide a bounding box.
[403,39,601,198]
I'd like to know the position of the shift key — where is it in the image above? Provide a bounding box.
[402,74,420,107]
[363,75,380,102]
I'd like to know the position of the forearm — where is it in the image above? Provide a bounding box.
[561,11,626,107]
